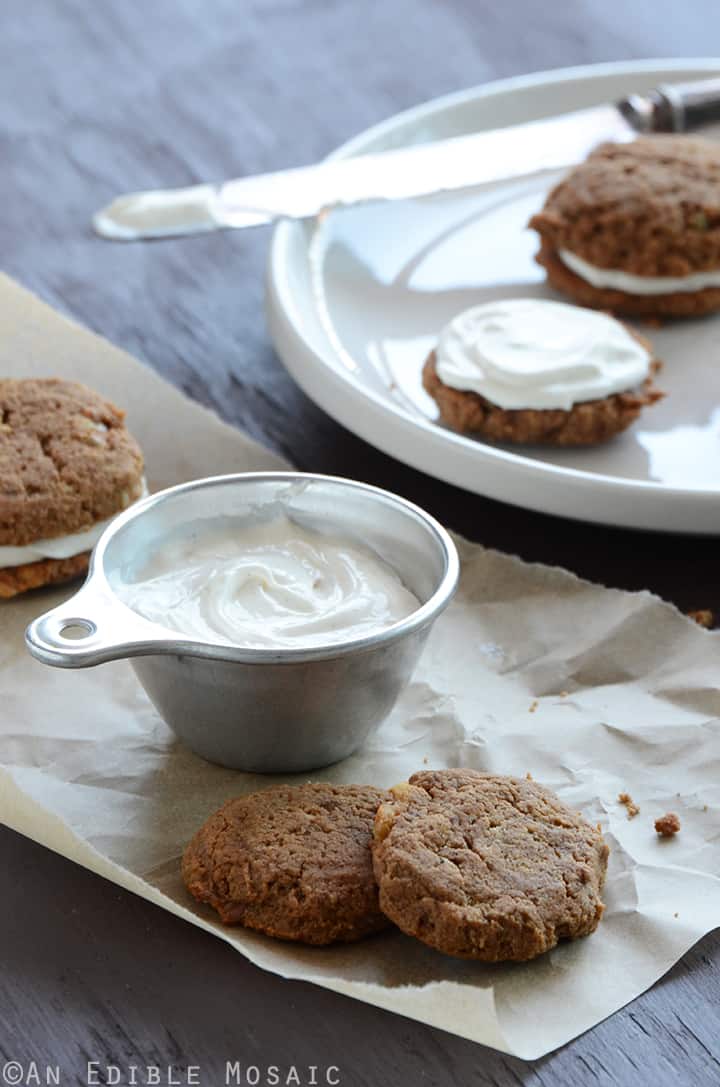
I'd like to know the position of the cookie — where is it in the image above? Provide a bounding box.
[0,378,144,597]
[373,769,608,961]
[182,783,391,945]
[423,351,662,446]
[0,552,91,600]
[529,136,720,317]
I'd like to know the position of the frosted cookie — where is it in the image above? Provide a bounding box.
[529,136,720,317]
[422,299,663,445]
[182,783,391,945]
[373,769,609,962]
[0,378,145,598]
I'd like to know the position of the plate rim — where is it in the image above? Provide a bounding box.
[267,58,720,532]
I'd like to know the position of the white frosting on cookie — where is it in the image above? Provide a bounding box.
[435,299,651,411]
[560,249,720,296]
[0,479,148,568]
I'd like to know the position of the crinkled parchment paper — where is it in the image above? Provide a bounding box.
[1,277,718,1059]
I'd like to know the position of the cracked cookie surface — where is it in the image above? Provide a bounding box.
[372,769,608,961]
[182,783,391,945]
[0,378,144,547]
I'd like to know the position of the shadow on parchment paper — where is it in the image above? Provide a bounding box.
[143,851,517,995]
[143,835,623,999]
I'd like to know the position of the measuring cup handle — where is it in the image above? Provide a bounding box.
[25,581,164,668]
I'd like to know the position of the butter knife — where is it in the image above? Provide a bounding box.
[94,76,720,241]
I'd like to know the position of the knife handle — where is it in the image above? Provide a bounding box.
[618,77,720,133]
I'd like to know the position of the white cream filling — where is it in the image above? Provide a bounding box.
[435,299,651,412]
[560,249,720,296]
[117,515,420,649]
[0,479,148,568]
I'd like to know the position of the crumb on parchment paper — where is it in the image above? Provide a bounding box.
[687,609,714,628]
[618,792,640,819]
[529,700,539,713]
[655,812,681,837]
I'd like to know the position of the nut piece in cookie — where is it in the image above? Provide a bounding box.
[423,299,663,446]
[529,136,720,318]
[0,378,145,598]
[182,783,391,945]
[372,768,609,962]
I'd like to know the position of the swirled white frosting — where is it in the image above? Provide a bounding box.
[0,480,148,568]
[435,299,651,411]
[560,249,720,296]
[118,516,419,649]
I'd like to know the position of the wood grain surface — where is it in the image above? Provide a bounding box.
[2,1,720,1084]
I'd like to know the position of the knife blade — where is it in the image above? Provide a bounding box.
[93,77,720,241]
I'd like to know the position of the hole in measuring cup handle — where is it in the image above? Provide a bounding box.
[24,578,134,668]
[58,619,97,641]
[26,605,107,665]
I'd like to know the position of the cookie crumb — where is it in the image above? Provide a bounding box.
[423,756,429,765]
[655,812,681,837]
[529,700,539,713]
[687,609,714,629]
[618,792,640,819]
[559,690,569,698]
[526,771,533,781]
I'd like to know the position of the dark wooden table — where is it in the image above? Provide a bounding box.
[3,2,720,1084]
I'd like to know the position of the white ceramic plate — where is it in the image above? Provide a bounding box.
[267,60,720,533]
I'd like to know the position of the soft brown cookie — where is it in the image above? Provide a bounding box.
[182,783,391,945]
[422,351,663,446]
[0,552,90,600]
[533,238,720,318]
[0,378,144,595]
[373,769,608,962]
[529,136,720,317]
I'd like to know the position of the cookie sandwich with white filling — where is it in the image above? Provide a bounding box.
[0,378,145,598]
[529,136,720,318]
